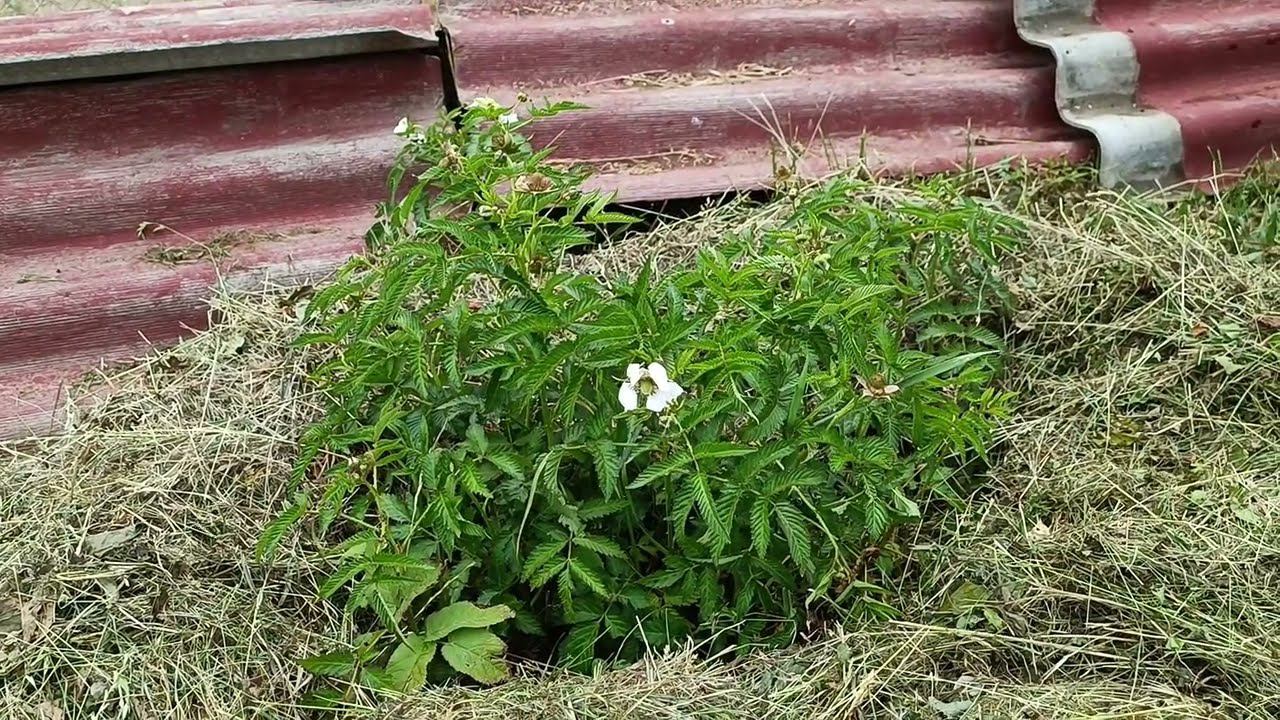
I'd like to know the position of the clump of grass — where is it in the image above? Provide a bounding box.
[0,293,339,720]
[2,164,1278,719]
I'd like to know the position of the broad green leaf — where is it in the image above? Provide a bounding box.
[441,628,508,684]
[422,601,515,642]
[385,634,436,692]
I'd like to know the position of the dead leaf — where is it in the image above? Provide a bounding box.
[83,526,137,555]
[0,598,21,635]
[1190,321,1210,338]
[37,700,64,720]
[1256,314,1280,335]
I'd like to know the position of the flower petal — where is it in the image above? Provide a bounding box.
[645,381,684,412]
[618,382,639,411]
[647,362,669,385]
[626,363,644,383]
[644,392,668,412]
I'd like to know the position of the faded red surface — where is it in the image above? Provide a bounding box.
[446,0,1090,199]
[1,0,1097,439]
[0,1,442,438]
[1096,0,1280,181]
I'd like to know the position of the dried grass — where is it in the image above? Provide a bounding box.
[3,166,1278,719]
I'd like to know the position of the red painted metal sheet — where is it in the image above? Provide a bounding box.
[1,0,1098,439]
[1096,0,1280,182]
[0,1,442,438]
[443,0,1092,201]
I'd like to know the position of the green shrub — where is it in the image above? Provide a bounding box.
[261,99,1019,694]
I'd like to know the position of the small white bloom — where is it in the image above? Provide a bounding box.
[618,362,684,413]
[498,111,519,125]
[468,96,503,111]
[393,117,410,135]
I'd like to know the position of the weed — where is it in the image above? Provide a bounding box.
[263,100,1016,697]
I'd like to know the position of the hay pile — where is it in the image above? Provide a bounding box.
[3,168,1277,719]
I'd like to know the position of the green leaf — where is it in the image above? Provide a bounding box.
[588,440,622,498]
[385,634,436,692]
[774,502,814,576]
[560,621,599,670]
[628,451,694,489]
[441,628,508,684]
[568,556,610,597]
[750,495,772,557]
[485,450,525,481]
[692,442,755,460]
[898,351,994,389]
[317,560,365,600]
[422,602,515,642]
[572,534,627,559]
[298,650,356,678]
[522,536,568,581]
[256,493,307,560]
[458,461,491,498]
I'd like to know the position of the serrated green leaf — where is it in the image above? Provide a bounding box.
[298,650,356,678]
[522,535,568,581]
[441,628,508,684]
[572,534,627,559]
[318,560,365,600]
[750,495,772,558]
[578,498,628,521]
[485,450,525,481]
[898,351,994,389]
[458,461,491,498]
[628,451,693,489]
[568,556,610,597]
[692,442,754,460]
[560,621,599,670]
[256,493,307,560]
[527,558,566,590]
[774,502,814,576]
[422,602,515,642]
[588,440,622,498]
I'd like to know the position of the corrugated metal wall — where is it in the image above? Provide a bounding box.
[2,0,1277,438]
[1016,0,1280,187]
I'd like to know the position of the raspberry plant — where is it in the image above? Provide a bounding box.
[261,99,1019,695]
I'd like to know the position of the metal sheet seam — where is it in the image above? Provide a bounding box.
[1014,0,1184,189]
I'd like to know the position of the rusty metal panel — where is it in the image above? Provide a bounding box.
[443,0,1092,201]
[1017,0,1280,188]
[0,0,442,437]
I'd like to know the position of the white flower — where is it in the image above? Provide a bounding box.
[468,96,503,111]
[393,117,410,135]
[498,111,519,125]
[618,362,684,413]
